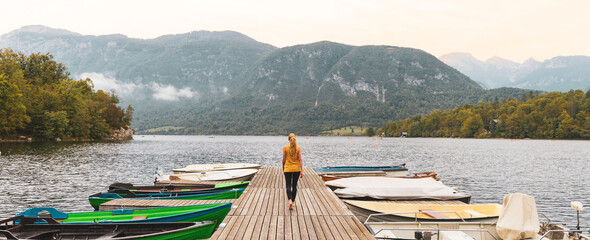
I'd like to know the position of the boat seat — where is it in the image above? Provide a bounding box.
[419,209,451,219]
[131,215,147,220]
[462,209,487,218]
[100,229,124,238]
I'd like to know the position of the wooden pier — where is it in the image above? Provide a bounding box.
[101,167,375,239]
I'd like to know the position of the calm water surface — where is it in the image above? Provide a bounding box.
[0,136,588,226]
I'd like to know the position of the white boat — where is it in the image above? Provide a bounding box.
[365,220,589,240]
[156,169,258,185]
[172,163,261,174]
[326,177,471,203]
[345,200,501,223]
[365,193,590,240]
[365,221,500,240]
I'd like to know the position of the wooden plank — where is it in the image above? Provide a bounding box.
[330,216,352,240]
[335,216,360,240]
[284,215,292,240]
[243,215,259,240]
[341,216,367,240]
[323,215,344,240]
[259,215,272,240]
[252,187,266,216]
[211,215,238,239]
[291,215,300,240]
[350,215,375,240]
[301,189,316,216]
[298,215,311,240]
[226,215,245,239]
[419,209,451,219]
[269,215,278,240]
[310,215,327,240]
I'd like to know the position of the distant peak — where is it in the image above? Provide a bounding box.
[15,25,80,36]
[485,56,517,65]
[523,57,540,64]
[440,52,477,60]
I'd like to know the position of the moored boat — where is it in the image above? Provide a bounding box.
[1,215,216,239]
[365,220,500,240]
[109,181,249,193]
[17,203,231,228]
[345,200,501,223]
[173,163,261,174]
[314,164,408,177]
[326,177,471,203]
[320,171,439,182]
[155,169,258,185]
[88,188,243,210]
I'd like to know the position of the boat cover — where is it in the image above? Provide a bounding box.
[327,177,471,200]
[495,193,540,240]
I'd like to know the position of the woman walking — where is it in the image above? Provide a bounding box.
[282,133,303,210]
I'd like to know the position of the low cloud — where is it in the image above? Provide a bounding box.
[151,83,198,101]
[79,72,138,96]
[78,72,198,101]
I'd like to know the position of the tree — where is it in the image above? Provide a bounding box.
[365,127,375,137]
[0,74,29,135]
[461,114,483,137]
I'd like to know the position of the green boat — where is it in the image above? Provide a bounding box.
[1,215,216,239]
[18,202,231,228]
[89,188,244,210]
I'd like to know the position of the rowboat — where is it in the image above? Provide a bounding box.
[17,203,231,228]
[173,163,261,174]
[314,164,408,177]
[326,177,471,203]
[365,220,501,240]
[88,188,243,210]
[320,171,439,182]
[155,169,258,185]
[344,200,501,223]
[1,215,216,239]
[109,181,249,193]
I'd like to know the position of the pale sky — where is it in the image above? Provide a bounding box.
[1,0,589,63]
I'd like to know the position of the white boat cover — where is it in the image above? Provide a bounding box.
[495,193,540,240]
[327,177,471,200]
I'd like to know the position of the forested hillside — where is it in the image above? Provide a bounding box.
[380,90,590,139]
[0,49,132,140]
[1,26,539,135]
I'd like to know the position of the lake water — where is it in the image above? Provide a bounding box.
[1,136,588,227]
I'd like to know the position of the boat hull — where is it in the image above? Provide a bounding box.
[345,200,498,223]
[18,203,231,229]
[365,221,500,240]
[0,218,216,240]
[156,170,257,185]
[173,163,261,174]
[315,165,408,177]
[89,189,243,210]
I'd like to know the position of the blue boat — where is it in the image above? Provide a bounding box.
[314,164,408,177]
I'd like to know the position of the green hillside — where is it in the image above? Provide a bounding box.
[380,90,590,139]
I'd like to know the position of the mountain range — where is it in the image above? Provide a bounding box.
[1,25,537,135]
[440,52,590,92]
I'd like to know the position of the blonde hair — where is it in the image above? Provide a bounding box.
[288,133,298,159]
